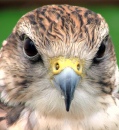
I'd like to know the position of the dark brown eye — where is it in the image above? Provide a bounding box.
[93,36,108,63]
[96,42,106,58]
[21,34,43,62]
[23,37,38,57]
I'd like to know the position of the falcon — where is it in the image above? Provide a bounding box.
[0,4,119,130]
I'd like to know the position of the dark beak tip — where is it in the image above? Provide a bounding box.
[54,68,80,112]
[65,97,72,112]
[66,107,70,112]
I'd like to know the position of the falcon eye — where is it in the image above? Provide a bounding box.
[20,34,43,62]
[96,42,105,58]
[23,37,38,57]
[93,36,108,63]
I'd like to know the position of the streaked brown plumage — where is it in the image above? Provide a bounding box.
[0,4,119,130]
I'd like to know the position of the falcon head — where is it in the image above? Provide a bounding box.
[0,5,118,121]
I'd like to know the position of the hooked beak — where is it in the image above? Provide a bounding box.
[54,67,80,111]
[50,57,83,111]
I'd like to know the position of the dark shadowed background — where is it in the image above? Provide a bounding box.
[0,0,119,64]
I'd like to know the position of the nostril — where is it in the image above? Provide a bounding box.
[77,64,80,71]
[55,63,60,70]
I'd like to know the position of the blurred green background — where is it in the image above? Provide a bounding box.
[0,1,119,64]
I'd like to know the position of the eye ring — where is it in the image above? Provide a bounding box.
[96,43,106,59]
[93,35,108,63]
[20,34,41,61]
[23,37,38,57]
[23,47,40,61]
[20,34,43,62]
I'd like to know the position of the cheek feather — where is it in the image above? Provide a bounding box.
[0,70,10,105]
[1,90,10,105]
[0,70,5,87]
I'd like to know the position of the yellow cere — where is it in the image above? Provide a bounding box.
[50,57,84,76]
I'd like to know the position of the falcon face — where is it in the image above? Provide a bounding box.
[0,5,119,130]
